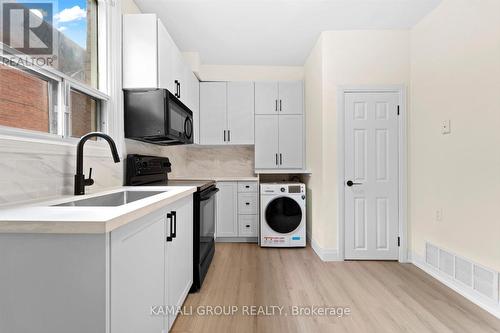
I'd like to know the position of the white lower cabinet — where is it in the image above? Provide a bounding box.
[111,195,193,333]
[216,181,258,240]
[215,182,238,237]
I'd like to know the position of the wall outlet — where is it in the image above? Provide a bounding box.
[441,120,451,134]
[435,208,443,222]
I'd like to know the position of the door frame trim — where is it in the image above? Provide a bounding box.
[337,85,408,262]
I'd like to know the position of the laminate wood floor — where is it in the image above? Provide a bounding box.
[171,243,500,333]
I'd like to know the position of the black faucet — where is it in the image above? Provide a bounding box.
[74,132,121,195]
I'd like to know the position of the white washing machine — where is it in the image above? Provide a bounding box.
[260,183,306,247]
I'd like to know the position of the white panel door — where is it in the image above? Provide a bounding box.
[278,81,303,115]
[157,19,175,93]
[255,115,279,169]
[122,14,158,89]
[166,196,193,330]
[216,182,238,237]
[344,92,399,260]
[278,115,304,169]
[227,82,254,144]
[111,211,166,333]
[200,82,227,145]
[255,82,279,115]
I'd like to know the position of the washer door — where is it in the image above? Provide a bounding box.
[265,197,302,234]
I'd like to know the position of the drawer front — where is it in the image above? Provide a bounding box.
[238,193,258,214]
[237,181,258,193]
[238,215,258,237]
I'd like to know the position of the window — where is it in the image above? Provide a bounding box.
[0,63,58,134]
[0,0,107,140]
[55,0,99,88]
[70,88,100,138]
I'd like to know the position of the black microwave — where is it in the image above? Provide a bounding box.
[124,89,193,145]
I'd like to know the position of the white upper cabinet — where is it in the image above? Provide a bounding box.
[199,81,254,145]
[188,72,200,144]
[255,82,279,115]
[123,14,160,90]
[200,82,227,145]
[123,14,196,109]
[255,81,303,115]
[278,81,303,114]
[227,82,254,144]
[157,20,175,92]
[278,115,304,168]
[255,114,304,170]
[255,115,280,169]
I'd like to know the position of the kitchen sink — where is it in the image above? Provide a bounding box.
[54,191,166,207]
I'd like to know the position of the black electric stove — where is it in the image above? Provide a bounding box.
[126,154,217,292]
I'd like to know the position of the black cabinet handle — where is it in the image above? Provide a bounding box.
[166,213,173,242]
[228,130,230,142]
[245,202,250,205]
[174,80,179,98]
[171,211,177,238]
[280,153,282,165]
[224,130,226,142]
[275,153,278,165]
[346,180,362,187]
[245,185,250,188]
[246,225,250,228]
[178,82,181,99]
[275,100,278,111]
[279,99,282,111]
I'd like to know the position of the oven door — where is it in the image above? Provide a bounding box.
[198,186,218,261]
[166,95,193,144]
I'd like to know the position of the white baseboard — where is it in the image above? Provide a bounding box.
[308,236,341,262]
[411,252,500,319]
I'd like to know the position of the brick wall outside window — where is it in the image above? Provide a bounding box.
[0,64,50,133]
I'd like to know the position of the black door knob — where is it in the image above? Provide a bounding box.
[346,180,362,187]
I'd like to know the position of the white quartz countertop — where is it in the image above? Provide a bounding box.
[0,186,196,234]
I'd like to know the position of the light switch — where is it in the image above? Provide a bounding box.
[441,120,451,134]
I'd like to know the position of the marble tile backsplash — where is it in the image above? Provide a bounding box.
[0,137,255,205]
[167,145,255,179]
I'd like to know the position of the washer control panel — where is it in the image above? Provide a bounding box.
[261,183,305,194]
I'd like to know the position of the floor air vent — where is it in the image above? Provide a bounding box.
[425,242,499,303]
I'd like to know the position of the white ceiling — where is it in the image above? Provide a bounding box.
[134,0,441,66]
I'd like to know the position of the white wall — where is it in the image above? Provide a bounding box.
[410,0,500,271]
[303,35,324,245]
[198,64,303,81]
[305,30,410,251]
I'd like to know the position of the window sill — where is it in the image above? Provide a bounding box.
[0,126,122,158]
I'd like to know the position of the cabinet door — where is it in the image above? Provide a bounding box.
[255,115,279,169]
[111,211,166,333]
[157,19,175,93]
[279,115,304,169]
[122,14,158,89]
[255,82,278,115]
[189,73,200,144]
[216,182,238,237]
[166,196,193,330]
[227,82,254,144]
[278,81,303,115]
[171,44,185,97]
[200,82,227,145]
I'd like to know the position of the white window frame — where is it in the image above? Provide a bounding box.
[0,0,122,154]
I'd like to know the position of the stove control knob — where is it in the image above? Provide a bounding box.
[280,187,285,192]
[302,195,306,200]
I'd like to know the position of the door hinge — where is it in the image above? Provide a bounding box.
[397,105,400,115]
[397,236,401,247]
